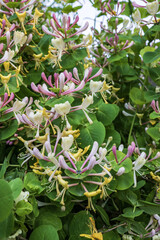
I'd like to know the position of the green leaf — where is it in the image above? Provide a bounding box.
[29,225,59,240]
[95,205,110,225]
[72,48,87,61]
[96,103,119,126]
[34,208,62,231]
[9,178,23,200]
[16,200,33,216]
[68,110,85,127]
[0,179,14,223]
[0,148,14,179]
[38,34,52,55]
[45,96,74,107]
[0,213,14,240]
[149,112,160,119]
[69,211,92,238]
[116,172,134,190]
[103,231,121,240]
[24,172,45,194]
[108,151,132,173]
[68,175,100,196]
[122,207,143,219]
[77,121,105,148]
[0,120,18,141]
[6,2,20,7]
[143,47,160,64]
[25,66,43,85]
[140,46,155,58]
[139,200,160,215]
[61,54,77,69]
[39,202,74,218]
[105,129,121,148]
[17,85,38,98]
[129,87,146,105]
[146,127,160,141]
[144,91,160,103]
[0,112,13,123]
[108,51,127,63]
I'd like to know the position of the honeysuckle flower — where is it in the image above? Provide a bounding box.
[153,234,160,240]
[54,101,71,129]
[0,49,15,65]
[8,229,22,240]
[58,155,76,173]
[32,8,43,34]
[51,38,65,60]
[132,9,142,23]
[42,13,89,39]
[16,11,27,34]
[80,217,103,240]
[13,31,27,53]
[61,134,74,151]
[0,73,12,95]
[112,142,135,164]
[12,97,28,112]
[133,152,146,188]
[15,191,29,204]
[82,184,102,211]
[54,101,71,116]
[90,80,103,95]
[146,0,159,15]
[132,0,159,16]
[81,141,99,169]
[122,235,134,240]
[116,167,125,176]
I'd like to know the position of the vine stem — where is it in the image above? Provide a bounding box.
[128,114,136,145]
[102,223,127,233]
[0,164,20,167]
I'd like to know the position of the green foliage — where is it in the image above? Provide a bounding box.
[0,180,14,223]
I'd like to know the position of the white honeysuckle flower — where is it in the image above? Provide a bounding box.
[90,80,103,94]
[81,95,93,109]
[51,38,65,60]
[122,235,134,240]
[118,144,124,152]
[122,110,134,117]
[133,152,146,171]
[132,9,141,22]
[6,49,15,62]
[54,101,71,116]
[12,97,28,112]
[146,0,159,15]
[28,110,43,125]
[153,234,160,240]
[116,167,125,176]
[15,191,29,205]
[13,31,27,53]
[133,152,147,188]
[8,229,22,239]
[61,134,74,151]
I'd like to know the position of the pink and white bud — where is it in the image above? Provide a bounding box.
[33,147,44,160]
[112,145,118,163]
